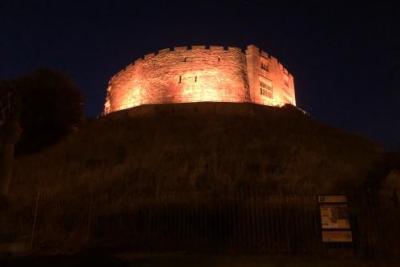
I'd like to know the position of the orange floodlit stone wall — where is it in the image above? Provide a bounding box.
[104,44,295,114]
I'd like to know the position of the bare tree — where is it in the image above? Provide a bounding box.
[0,84,21,197]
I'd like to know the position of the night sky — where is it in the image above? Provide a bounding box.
[1,1,399,149]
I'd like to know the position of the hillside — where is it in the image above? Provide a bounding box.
[4,102,385,251]
[12,102,381,199]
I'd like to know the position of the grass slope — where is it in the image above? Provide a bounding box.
[1,102,385,252]
[12,102,381,200]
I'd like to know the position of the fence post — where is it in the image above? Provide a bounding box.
[30,188,41,250]
[86,184,94,245]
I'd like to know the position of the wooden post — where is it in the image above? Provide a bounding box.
[86,184,94,244]
[0,120,22,196]
[0,144,14,195]
[30,189,41,249]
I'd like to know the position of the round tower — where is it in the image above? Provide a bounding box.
[104,45,295,114]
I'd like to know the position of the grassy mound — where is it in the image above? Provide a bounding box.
[5,102,384,252]
[12,102,381,200]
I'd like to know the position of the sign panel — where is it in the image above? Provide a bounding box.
[318,195,353,243]
[320,204,351,229]
[322,230,353,242]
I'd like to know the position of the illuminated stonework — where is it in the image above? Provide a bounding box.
[104,45,296,114]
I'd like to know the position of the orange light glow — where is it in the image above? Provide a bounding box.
[104,45,296,114]
[179,70,232,103]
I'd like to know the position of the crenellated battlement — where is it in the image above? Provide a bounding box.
[111,45,246,81]
[105,44,296,113]
[245,45,292,76]
[121,45,248,68]
[136,45,245,58]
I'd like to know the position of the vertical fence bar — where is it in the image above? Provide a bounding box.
[26,190,400,255]
[30,188,41,250]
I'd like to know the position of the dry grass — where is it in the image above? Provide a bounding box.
[11,103,382,203]
[4,102,384,251]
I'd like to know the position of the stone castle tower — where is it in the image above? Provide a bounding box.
[104,44,296,114]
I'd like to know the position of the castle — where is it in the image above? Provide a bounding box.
[104,45,296,114]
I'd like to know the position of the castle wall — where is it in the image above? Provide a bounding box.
[105,46,249,113]
[245,45,296,107]
[104,45,296,114]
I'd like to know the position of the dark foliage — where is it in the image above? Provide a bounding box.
[1,69,84,154]
[0,80,20,122]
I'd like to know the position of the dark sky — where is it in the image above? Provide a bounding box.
[1,1,399,148]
